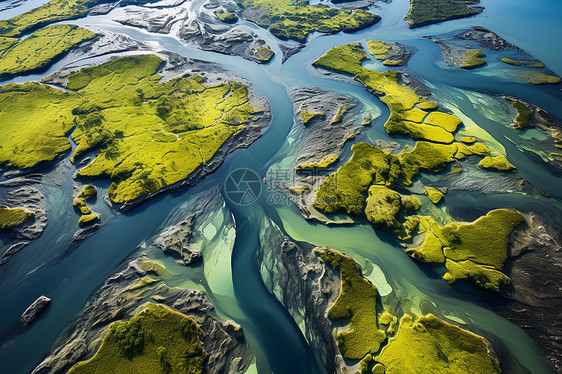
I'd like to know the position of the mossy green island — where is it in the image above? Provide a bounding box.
[316,248,386,359]
[409,209,525,291]
[234,0,380,42]
[68,303,205,374]
[405,0,483,28]
[0,0,102,37]
[376,314,500,373]
[312,43,468,144]
[0,24,96,79]
[316,248,501,373]
[0,54,262,204]
[311,42,525,292]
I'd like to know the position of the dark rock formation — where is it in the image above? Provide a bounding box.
[258,219,346,373]
[178,19,274,64]
[456,26,518,51]
[153,214,202,265]
[20,295,51,326]
[32,256,253,374]
[487,214,562,372]
[0,187,48,265]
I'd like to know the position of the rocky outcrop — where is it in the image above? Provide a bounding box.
[178,19,274,64]
[487,214,562,372]
[0,187,48,265]
[290,87,362,166]
[20,295,51,326]
[32,256,253,374]
[257,219,346,373]
[281,87,367,223]
[456,26,517,51]
[153,214,202,265]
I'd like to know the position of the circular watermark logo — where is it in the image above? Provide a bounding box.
[224,168,262,205]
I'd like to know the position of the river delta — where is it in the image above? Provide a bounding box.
[0,0,561,373]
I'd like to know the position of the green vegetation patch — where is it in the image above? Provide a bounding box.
[399,141,489,185]
[416,100,438,110]
[0,0,101,37]
[313,43,466,144]
[313,141,489,215]
[365,185,420,239]
[214,9,238,23]
[78,184,97,199]
[315,248,385,359]
[366,40,389,59]
[408,209,525,291]
[424,186,443,204]
[0,55,260,204]
[0,24,96,79]
[299,110,324,125]
[68,303,206,374]
[296,154,339,170]
[254,46,274,63]
[457,49,486,69]
[0,206,34,231]
[520,71,561,85]
[375,314,500,373]
[404,0,483,28]
[478,156,516,171]
[506,98,533,129]
[235,0,380,43]
[331,103,356,124]
[423,111,462,133]
[78,213,99,227]
[0,82,78,168]
[459,136,476,144]
[313,142,401,215]
[501,57,521,66]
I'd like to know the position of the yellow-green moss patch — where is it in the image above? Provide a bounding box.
[478,156,516,171]
[506,98,533,129]
[68,303,205,374]
[404,0,483,28]
[520,71,561,85]
[254,46,274,63]
[0,82,78,168]
[78,214,99,227]
[299,110,324,125]
[331,103,356,124]
[375,314,500,373]
[214,9,238,23]
[0,206,34,231]
[0,24,96,79]
[296,154,339,170]
[366,40,389,59]
[313,142,401,215]
[365,185,420,239]
[459,136,477,144]
[501,57,521,66]
[313,44,469,143]
[424,186,443,204]
[417,100,438,110]
[0,0,101,37]
[408,209,525,291]
[1,55,260,204]
[315,248,385,359]
[235,0,380,43]
[423,111,462,133]
[457,49,486,69]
